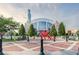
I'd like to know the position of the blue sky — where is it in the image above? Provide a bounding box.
[0,3,79,30]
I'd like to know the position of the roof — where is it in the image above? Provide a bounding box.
[31,18,55,24]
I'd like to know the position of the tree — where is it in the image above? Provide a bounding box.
[58,22,66,36]
[49,25,57,42]
[0,16,19,32]
[19,24,26,40]
[28,24,37,37]
[49,25,57,36]
[0,16,19,40]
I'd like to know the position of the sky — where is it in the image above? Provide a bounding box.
[0,3,79,30]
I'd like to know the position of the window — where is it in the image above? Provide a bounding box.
[38,21,46,31]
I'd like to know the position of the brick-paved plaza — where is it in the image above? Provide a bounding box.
[2,37,79,55]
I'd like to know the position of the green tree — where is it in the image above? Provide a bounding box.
[8,30,15,40]
[49,25,57,36]
[0,16,19,33]
[28,24,37,37]
[58,22,66,36]
[0,15,19,40]
[19,24,26,40]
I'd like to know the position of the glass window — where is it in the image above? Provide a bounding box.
[33,21,52,31]
[47,22,52,29]
[38,21,46,31]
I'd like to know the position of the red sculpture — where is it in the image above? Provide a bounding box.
[40,30,53,40]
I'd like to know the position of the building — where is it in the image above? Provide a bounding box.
[25,9,58,33]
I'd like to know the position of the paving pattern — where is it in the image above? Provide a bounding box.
[2,38,79,55]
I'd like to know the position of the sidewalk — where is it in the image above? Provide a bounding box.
[2,39,79,55]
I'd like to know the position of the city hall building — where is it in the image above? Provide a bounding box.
[25,9,59,33]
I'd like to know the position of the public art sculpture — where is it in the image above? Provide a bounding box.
[39,30,55,55]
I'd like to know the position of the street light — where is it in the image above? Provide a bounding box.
[39,30,52,55]
[0,33,4,55]
[40,38,45,55]
[39,31,45,55]
[77,48,79,55]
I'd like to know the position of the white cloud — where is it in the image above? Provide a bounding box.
[0,3,79,30]
[0,3,26,24]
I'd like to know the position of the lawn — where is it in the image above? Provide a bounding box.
[2,38,16,42]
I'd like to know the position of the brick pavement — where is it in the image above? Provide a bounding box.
[2,39,79,55]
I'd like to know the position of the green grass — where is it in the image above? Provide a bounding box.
[2,38,17,42]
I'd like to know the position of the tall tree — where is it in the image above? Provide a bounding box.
[0,16,19,40]
[49,25,57,36]
[28,24,37,37]
[58,22,66,36]
[19,24,26,40]
[0,16,19,33]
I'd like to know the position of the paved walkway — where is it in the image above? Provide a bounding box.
[2,38,79,55]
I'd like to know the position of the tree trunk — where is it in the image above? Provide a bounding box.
[11,34,12,40]
[53,36,56,42]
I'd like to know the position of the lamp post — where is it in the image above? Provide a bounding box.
[66,33,68,42]
[39,31,45,55]
[40,38,45,55]
[27,35,29,42]
[77,48,79,55]
[0,33,4,55]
